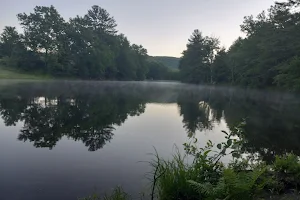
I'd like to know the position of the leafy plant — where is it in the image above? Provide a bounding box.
[79,187,130,200]
[103,187,130,200]
[149,148,201,200]
[273,154,300,190]
[81,123,300,200]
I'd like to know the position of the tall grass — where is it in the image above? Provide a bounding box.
[150,150,200,200]
[79,187,130,200]
[148,125,300,200]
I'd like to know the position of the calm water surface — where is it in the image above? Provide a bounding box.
[1,81,300,200]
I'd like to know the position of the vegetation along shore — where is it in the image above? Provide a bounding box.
[1,0,300,91]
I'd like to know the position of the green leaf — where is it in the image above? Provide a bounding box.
[222,130,229,136]
[232,152,240,158]
[204,150,212,156]
[227,139,232,147]
[231,143,239,149]
[217,144,222,150]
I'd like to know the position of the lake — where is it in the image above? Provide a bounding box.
[1,81,300,200]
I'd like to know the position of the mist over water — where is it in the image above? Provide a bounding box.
[0,80,300,200]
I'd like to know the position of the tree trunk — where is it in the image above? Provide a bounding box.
[45,48,48,72]
[210,66,213,84]
[231,66,234,84]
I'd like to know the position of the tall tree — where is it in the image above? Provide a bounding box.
[212,48,230,84]
[115,34,136,80]
[146,61,169,80]
[17,5,66,72]
[179,30,219,84]
[0,26,23,58]
[131,44,149,80]
[68,15,115,79]
[233,3,300,88]
[0,4,173,81]
[84,5,117,35]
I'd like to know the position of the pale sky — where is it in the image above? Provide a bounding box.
[0,0,275,57]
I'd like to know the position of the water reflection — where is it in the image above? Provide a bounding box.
[178,91,220,137]
[177,87,300,162]
[0,81,146,151]
[0,81,300,160]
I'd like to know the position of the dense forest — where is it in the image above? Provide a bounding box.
[1,1,300,89]
[180,0,300,90]
[0,5,177,80]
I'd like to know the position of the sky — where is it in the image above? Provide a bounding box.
[0,0,276,57]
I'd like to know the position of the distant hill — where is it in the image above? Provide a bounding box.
[148,56,180,70]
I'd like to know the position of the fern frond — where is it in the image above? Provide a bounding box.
[223,168,238,189]
[187,180,213,196]
[250,167,266,186]
[214,177,226,195]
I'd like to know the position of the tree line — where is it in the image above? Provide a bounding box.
[179,0,300,90]
[1,1,299,88]
[0,5,178,80]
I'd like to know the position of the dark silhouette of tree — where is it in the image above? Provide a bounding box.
[175,86,300,162]
[177,90,215,137]
[1,5,174,80]
[0,83,146,151]
[178,2,300,90]
[179,30,219,84]
[2,81,300,161]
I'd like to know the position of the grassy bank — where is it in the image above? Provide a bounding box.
[0,65,52,80]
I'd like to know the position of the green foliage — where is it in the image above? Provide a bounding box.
[212,48,230,84]
[166,70,180,80]
[188,179,225,200]
[81,152,300,200]
[150,149,203,200]
[273,154,300,190]
[274,56,300,91]
[150,121,300,200]
[274,154,300,177]
[235,3,300,88]
[84,5,117,35]
[79,187,130,200]
[0,63,51,79]
[179,29,219,84]
[1,5,170,81]
[151,126,245,200]
[146,61,169,80]
[188,167,269,200]
[102,188,130,200]
[0,26,24,60]
[179,2,300,90]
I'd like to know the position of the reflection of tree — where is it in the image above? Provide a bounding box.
[227,105,300,162]
[0,97,30,126]
[177,91,214,137]
[1,82,300,160]
[210,90,300,162]
[177,87,300,161]
[0,85,146,151]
